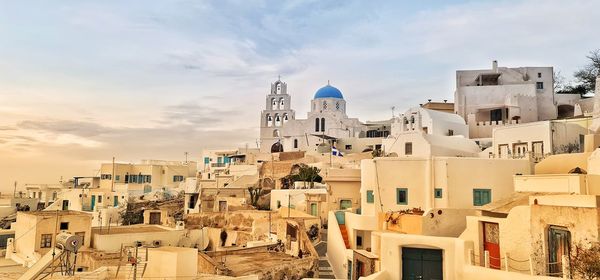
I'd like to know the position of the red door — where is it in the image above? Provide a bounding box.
[483,222,500,269]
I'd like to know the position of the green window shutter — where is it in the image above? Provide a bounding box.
[366,190,374,203]
[434,188,443,198]
[473,189,491,206]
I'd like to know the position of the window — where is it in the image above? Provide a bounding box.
[204,157,210,164]
[434,188,443,198]
[473,189,492,206]
[405,142,413,155]
[366,190,374,203]
[356,235,363,248]
[396,188,408,205]
[537,72,542,78]
[143,175,152,183]
[60,222,69,230]
[345,145,352,150]
[294,139,298,149]
[98,195,103,203]
[536,82,544,90]
[277,200,281,209]
[340,199,352,210]
[40,234,52,248]
[173,175,184,182]
[315,118,320,132]
[448,129,454,136]
[336,102,340,110]
[100,174,112,180]
[321,118,325,132]
[115,175,120,181]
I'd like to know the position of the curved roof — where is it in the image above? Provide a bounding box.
[314,85,344,99]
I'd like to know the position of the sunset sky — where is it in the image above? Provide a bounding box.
[1,0,599,192]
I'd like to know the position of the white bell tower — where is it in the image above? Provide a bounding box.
[259,77,295,152]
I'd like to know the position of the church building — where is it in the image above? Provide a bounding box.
[259,78,387,153]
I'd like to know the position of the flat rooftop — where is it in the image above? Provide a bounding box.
[22,210,92,217]
[93,224,171,235]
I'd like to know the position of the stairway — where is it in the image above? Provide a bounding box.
[339,225,350,249]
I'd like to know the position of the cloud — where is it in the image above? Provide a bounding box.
[18,120,110,137]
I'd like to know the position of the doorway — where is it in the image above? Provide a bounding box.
[402,247,443,280]
[548,226,571,276]
[62,200,69,211]
[149,212,161,225]
[483,222,501,269]
[219,201,227,212]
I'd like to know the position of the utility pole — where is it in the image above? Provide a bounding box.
[13,181,17,198]
[184,152,189,164]
[288,193,291,218]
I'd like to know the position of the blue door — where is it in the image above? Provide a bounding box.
[334,211,345,225]
[91,195,96,211]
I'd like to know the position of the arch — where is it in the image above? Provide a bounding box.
[271,98,277,110]
[294,139,298,149]
[271,142,284,153]
[266,114,272,127]
[273,129,280,137]
[321,118,325,132]
[274,114,281,126]
[276,82,282,94]
[557,104,575,119]
[283,113,289,123]
[315,118,320,132]
[279,98,285,110]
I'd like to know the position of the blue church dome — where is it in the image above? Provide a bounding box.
[314,84,344,99]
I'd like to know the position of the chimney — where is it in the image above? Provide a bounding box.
[492,60,498,73]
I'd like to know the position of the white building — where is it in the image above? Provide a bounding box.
[454,60,583,139]
[259,78,387,153]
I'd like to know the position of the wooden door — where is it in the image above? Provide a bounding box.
[548,227,571,275]
[483,222,500,269]
[498,144,509,158]
[149,212,161,225]
[402,247,443,280]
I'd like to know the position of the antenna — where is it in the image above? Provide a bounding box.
[184,152,189,163]
[391,106,396,118]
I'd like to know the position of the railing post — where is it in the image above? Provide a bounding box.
[529,255,534,275]
[504,252,509,271]
[484,250,490,268]
[562,255,569,279]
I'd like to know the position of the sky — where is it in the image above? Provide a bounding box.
[0,0,599,191]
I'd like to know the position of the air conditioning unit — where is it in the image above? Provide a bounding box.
[152,240,161,247]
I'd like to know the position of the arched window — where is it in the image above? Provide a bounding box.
[279,98,285,109]
[315,118,320,132]
[294,139,298,149]
[266,114,272,127]
[271,98,277,110]
[276,83,282,94]
[321,118,325,132]
[283,113,289,123]
[275,114,281,126]
[411,116,415,124]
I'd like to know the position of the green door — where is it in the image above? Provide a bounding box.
[90,195,96,211]
[402,248,443,280]
[310,203,318,216]
[114,196,119,207]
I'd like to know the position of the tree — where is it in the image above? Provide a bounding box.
[280,164,323,189]
[572,49,600,94]
[570,242,600,280]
